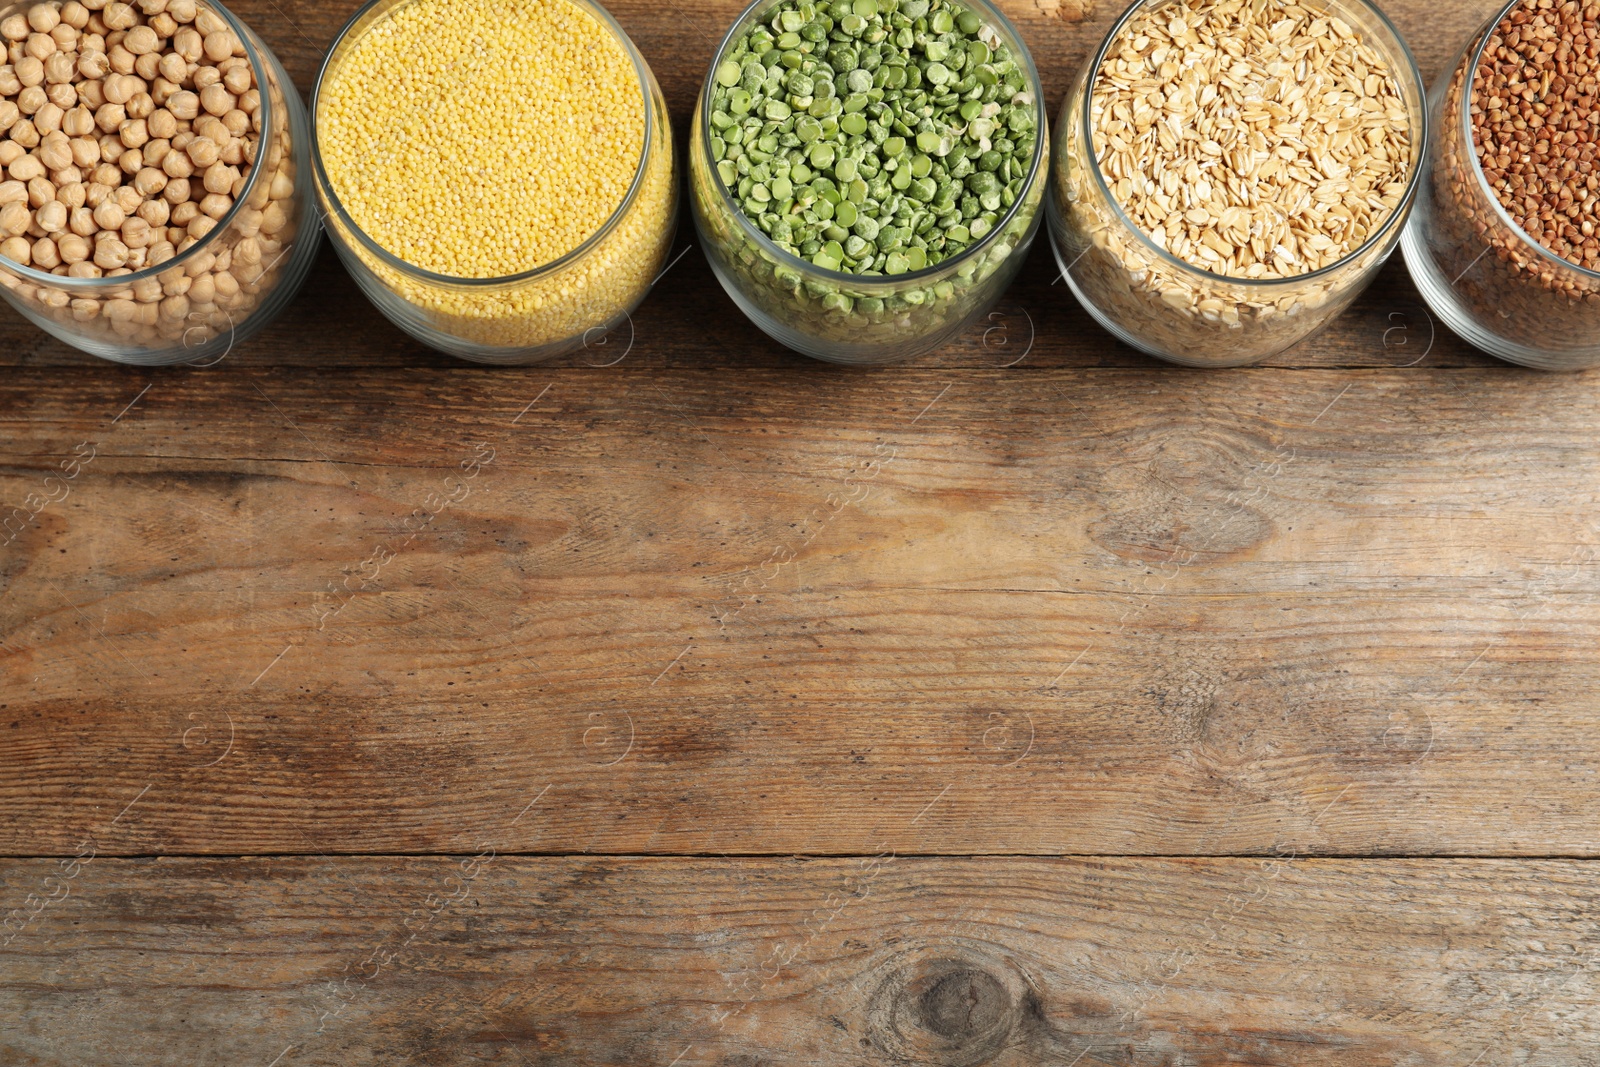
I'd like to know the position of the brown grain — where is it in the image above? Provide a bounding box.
[1470,0,1600,271]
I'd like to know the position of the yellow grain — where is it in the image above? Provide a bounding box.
[315,0,674,349]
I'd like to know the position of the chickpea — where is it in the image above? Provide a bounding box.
[148,12,175,38]
[93,100,123,131]
[69,134,99,167]
[36,199,68,233]
[0,15,28,42]
[68,204,94,235]
[161,175,187,202]
[61,3,91,31]
[16,83,45,115]
[35,100,63,134]
[184,211,211,239]
[46,81,78,110]
[56,180,85,208]
[50,163,83,186]
[57,231,89,262]
[118,145,141,174]
[95,135,121,165]
[135,196,165,225]
[93,232,128,267]
[165,88,196,119]
[9,116,40,147]
[0,68,18,98]
[44,51,75,85]
[107,44,134,75]
[223,63,251,96]
[183,134,216,166]
[167,0,195,23]
[15,55,44,86]
[120,214,150,246]
[201,30,235,62]
[141,135,167,165]
[198,190,229,218]
[26,174,55,207]
[199,81,231,116]
[103,296,136,320]
[25,33,58,62]
[160,146,189,177]
[200,159,233,195]
[185,269,212,302]
[119,115,147,148]
[0,201,29,236]
[92,198,124,230]
[156,50,182,83]
[112,182,137,213]
[146,106,174,139]
[169,197,194,224]
[39,134,73,171]
[8,154,46,182]
[61,105,91,137]
[190,63,217,90]
[0,234,32,263]
[123,25,159,54]
[103,4,137,32]
[0,141,23,167]
[129,164,163,196]
[77,49,108,79]
[28,6,62,35]
[31,234,60,268]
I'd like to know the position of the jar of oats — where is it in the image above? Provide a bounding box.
[1050,0,1427,366]
[1402,0,1600,370]
[311,0,676,365]
[0,0,318,365]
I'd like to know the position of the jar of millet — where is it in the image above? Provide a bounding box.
[0,0,319,365]
[1402,0,1600,370]
[310,0,677,365]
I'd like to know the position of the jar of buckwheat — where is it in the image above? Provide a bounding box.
[1401,0,1600,370]
[0,0,319,365]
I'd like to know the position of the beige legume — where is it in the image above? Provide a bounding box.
[0,0,304,357]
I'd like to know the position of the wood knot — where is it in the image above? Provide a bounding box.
[916,969,1010,1040]
[864,946,1038,1066]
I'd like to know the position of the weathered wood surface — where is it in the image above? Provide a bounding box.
[5,856,1600,1065]
[4,360,1600,856]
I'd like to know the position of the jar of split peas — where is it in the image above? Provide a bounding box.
[311,0,676,365]
[0,0,318,365]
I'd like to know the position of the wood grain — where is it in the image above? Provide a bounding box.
[4,856,1600,1065]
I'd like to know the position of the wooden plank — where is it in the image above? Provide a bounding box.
[4,360,1600,856]
[3,856,1599,1065]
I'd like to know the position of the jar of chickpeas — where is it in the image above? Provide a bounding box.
[0,0,319,365]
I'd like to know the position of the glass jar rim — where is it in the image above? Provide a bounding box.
[308,0,658,289]
[1076,0,1430,289]
[699,0,1048,290]
[0,0,277,290]
[1457,0,1600,283]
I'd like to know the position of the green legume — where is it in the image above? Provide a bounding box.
[706,0,1037,275]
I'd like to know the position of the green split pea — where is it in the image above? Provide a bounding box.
[707,0,1038,276]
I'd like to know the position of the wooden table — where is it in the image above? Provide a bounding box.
[5,0,1600,1062]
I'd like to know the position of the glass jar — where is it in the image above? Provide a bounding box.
[1049,0,1428,367]
[0,0,318,366]
[689,0,1048,366]
[309,0,676,366]
[1400,0,1600,371]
